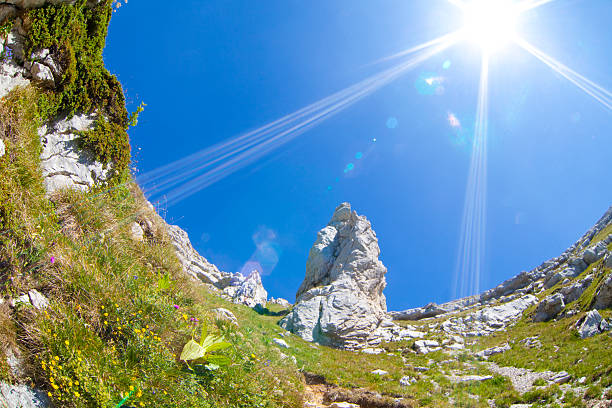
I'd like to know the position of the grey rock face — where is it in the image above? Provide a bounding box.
[578,310,603,339]
[559,274,593,304]
[533,293,565,322]
[39,114,111,194]
[0,383,49,408]
[442,295,538,336]
[594,273,612,309]
[279,203,392,349]
[165,224,232,288]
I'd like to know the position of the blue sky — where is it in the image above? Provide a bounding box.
[104,0,611,310]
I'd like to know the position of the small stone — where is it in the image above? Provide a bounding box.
[30,62,54,87]
[330,403,359,408]
[550,371,571,384]
[10,294,30,308]
[30,48,49,60]
[0,139,5,158]
[399,376,416,386]
[211,308,238,326]
[371,369,388,376]
[130,222,144,241]
[578,376,587,384]
[361,348,385,355]
[272,338,289,349]
[28,290,49,310]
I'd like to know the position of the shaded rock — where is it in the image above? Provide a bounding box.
[29,61,53,87]
[594,273,612,309]
[0,383,49,408]
[559,274,593,304]
[280,203,393,349]
[533,293,565,322]
[577,310,603,339]
[550,371,571,384]
[211,308,238,326]
[606,255,612,269]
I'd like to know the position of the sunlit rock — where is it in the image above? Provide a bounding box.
[279,202,393,349]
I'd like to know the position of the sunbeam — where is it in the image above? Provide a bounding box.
[516,38,612,111]
[516,0,557,12]
[138,33,461,206]
[454,53,489,298]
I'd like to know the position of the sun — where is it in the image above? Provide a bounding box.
[462,0,520,53]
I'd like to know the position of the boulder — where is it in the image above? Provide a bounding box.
[279,203,393,349]
[533,293,565,322]
[559,275,593,304]
[578,310,603,339]
[594,274,612,309]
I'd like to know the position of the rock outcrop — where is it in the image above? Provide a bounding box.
[165,223,268,307]
[166,224,231,287]
[279,203,393,349]
[0,383,49,408]
[39,114,112,193]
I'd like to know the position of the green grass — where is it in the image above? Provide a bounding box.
[0,86,303,407]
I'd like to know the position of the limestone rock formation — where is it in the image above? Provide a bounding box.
[165,223,268,307]
[222,270,268,308]
[39,114,111,193]
[533,293,565,322]
[279,202,393,349]
[593,273,612,309]
[166,224,231,288]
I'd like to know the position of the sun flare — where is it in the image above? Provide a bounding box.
[462,0,519,52]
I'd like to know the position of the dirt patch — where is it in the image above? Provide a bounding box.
[302,372,414,408]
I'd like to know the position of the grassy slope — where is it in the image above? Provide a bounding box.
[2,2,611,408]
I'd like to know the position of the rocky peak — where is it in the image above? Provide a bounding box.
[280,202,392,349]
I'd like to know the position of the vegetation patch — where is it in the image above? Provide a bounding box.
[22,0,131,176]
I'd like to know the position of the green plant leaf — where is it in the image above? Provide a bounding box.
[180,339,205,362]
